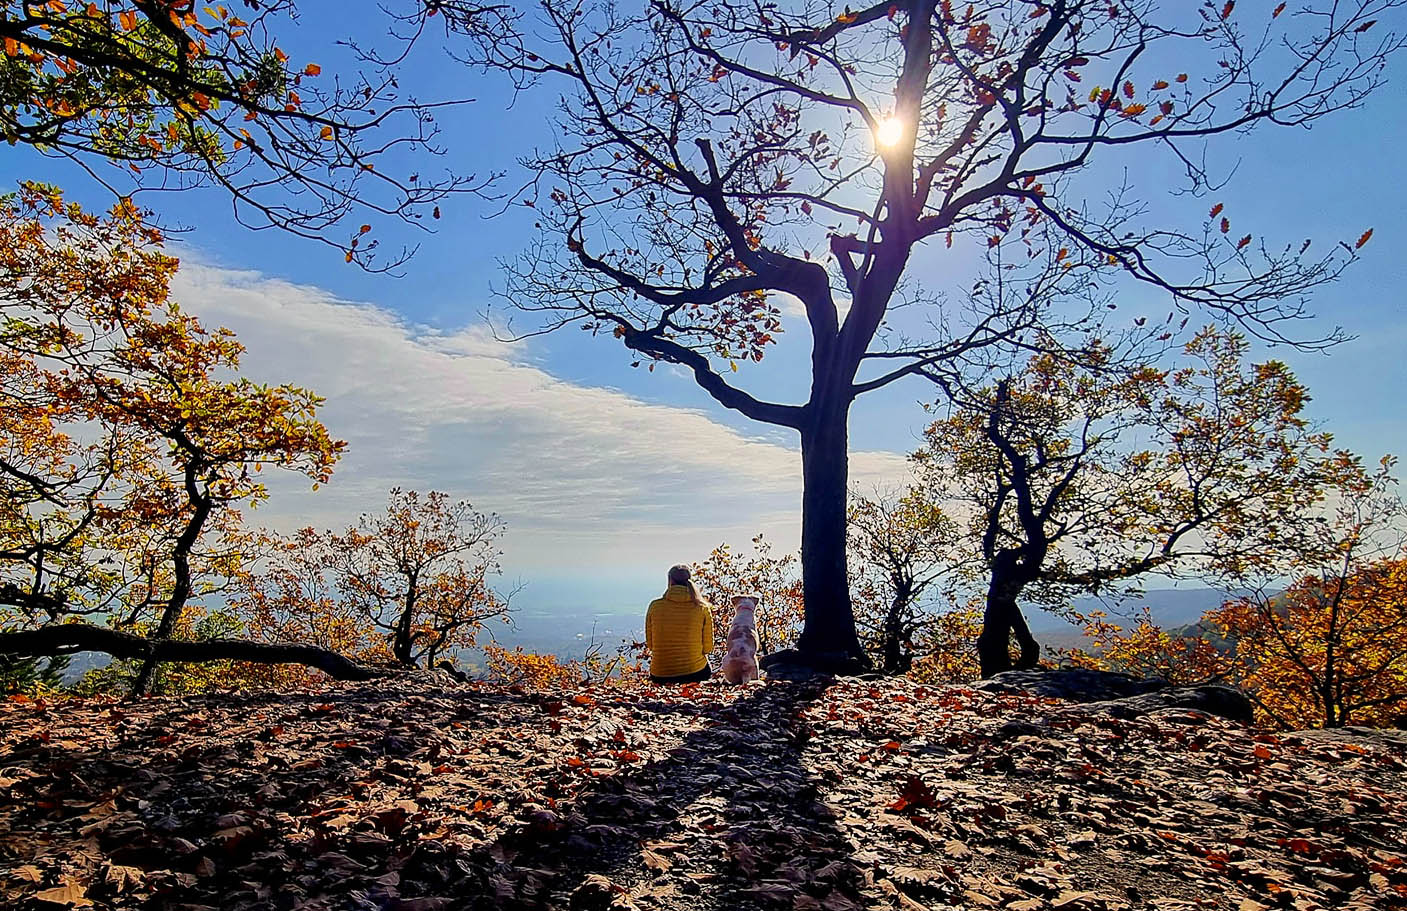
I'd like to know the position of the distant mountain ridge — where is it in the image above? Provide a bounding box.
[53,588,1239,683]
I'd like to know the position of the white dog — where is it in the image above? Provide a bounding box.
[720,595,761,684]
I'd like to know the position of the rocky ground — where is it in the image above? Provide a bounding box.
[0,671,1404,911]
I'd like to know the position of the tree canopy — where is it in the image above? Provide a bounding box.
[914,327,1357,675]
[0,0,508,267]
[427,0,1401,662]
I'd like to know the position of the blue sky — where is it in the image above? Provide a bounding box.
[5,2,1406,622]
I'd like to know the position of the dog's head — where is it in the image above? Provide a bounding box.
[729,595,758,629]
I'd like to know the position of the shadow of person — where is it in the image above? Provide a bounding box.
[477,678,866,909]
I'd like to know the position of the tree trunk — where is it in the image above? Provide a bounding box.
[1,624,393,682]
[393,573,418,666]
[795,407,866,663]
[882,579,914,675]
[132,476,213,697]
[977,587,1041,677]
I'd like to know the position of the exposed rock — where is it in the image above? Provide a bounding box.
[759,647,873,680]
[980,667,1254,724]
[1287,725,1407,749]
[980,668,1166,701]
[1087,684,1255,724]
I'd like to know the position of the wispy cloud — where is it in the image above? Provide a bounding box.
[174,262,910,577]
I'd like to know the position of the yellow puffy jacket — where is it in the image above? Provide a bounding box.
[645,585,714,678]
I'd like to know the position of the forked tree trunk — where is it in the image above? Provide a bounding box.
[795,405,866,663]
[392,573,418,666]
[881,577,915,675]
[978,584,1041,677]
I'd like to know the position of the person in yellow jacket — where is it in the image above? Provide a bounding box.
[645,565,714,683]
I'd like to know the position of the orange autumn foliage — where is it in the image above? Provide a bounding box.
[905,601,984,685]
[1,185,344,693]
[1063,464,1407,729]
[1211,555,1407,729]
[236,490,513,675]
[1062,608,1234,686]
[482,641,646,691]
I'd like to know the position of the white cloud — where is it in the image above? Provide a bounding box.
[776,291,852,323]
[172,262,910,577]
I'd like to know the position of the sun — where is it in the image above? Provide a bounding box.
[874,115,906,150]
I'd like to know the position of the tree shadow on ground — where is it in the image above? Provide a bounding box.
[0,678,862,910]
[456,678,864,910]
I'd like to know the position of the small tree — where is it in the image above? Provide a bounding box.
[906,600,984,685]
[232,527,384,689]
[442,0,1397,664]
[848,487,967,673]
[691,534,804,655]
[325,488,512,668]
[1210,460,1407,729]
[916,328,1346,676]
[0,653,69,695]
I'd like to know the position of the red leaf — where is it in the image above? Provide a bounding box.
[1209,203,1224,218]
[1355,228,1373,249]
[1122,80,1135,99]
[1237,234,1252,250]
[1273,2,1286,17]
[890,775,937,813]
[1220,1,1235,21]
[1355,19,1377,33]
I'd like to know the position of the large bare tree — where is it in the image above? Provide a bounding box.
[436,0,1399,665]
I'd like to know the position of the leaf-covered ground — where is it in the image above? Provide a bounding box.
[1,675,1404,911]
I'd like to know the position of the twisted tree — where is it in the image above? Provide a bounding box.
[0,186,352,694]
[915,328,1356,676]
[436,0,1399,664]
